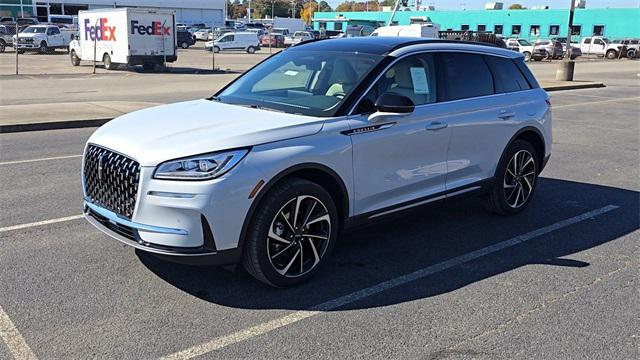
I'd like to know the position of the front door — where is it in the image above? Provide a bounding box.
[349,53,451,216]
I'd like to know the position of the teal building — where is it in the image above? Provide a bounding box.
[313,8,640,41]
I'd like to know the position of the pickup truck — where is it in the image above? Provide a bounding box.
[577,36,637,59]
[0,24,13,52]
[13,25,75,54]
[284,31,314,46]
[505,38,547,61]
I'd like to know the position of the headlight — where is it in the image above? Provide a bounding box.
[154,149,249,180]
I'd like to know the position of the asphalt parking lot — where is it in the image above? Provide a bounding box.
[0,54,639,358]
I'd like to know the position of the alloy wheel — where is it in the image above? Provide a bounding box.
[503,150,536,208]
[267,195,331,278]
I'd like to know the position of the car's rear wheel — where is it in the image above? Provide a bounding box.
[180,41,189,49]
[246,46,255,54]
[70,50,80,66]
[103,53,113,70]
[213,46,220,53]
[243,178,338,287]
[485,140,539,215]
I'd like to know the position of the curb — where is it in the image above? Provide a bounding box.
[0,82,605,133]
[0,118,111,134]
[543,82,605,92]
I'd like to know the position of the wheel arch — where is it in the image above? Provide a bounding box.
[495,126,546,177]
[237,162,350,253]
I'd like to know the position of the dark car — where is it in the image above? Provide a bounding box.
[260,34,285,48]
[177,30,196,49]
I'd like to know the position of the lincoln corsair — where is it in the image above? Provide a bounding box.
[83,37,551,287]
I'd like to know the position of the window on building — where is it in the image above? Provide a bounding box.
[494,25,503,35]
[334,22,343,31]
[511,25,521,35]
[530,25,540,36]
[593,25,605,36]
[549,25,560,36]
[438,52,494,101]
[571,25,581,36]
[477,24,486,32]
[461,24,469,31]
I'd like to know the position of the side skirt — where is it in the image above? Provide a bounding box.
[343,178,495,231]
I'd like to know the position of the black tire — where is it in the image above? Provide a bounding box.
[246,46,255,54]
[17,49,24,54]
[626,49,637,59]
[606,49,617,60]
[213,46,220,53]
[180,41,189,49]
[103,53,113,70]
[242,178,339,287]
[484,139,539,216]
[0,40,5,53]
[38,41,48,54]
[70,50,80,66]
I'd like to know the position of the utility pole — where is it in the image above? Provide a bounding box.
[14,21,18,75]
[387,0,400,26]
[555,0,576,81]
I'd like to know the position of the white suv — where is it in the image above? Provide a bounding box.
[83,38,551,287]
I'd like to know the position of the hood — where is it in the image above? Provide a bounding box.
[16,33,42,38]
[87,99,325,166]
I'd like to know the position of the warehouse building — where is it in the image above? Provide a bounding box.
[313,7,640,41]
[0,0,226,26]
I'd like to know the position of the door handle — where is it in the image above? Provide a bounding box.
[498,112,516,120]
[426,121,448,131]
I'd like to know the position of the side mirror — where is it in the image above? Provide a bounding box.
[374,93,415,114]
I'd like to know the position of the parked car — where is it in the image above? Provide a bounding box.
[208,27,233,41]
[610,38,640,58]
[14,25,74,54]
[534,39,564,59]
[271,27,290,37]
[0,17,38,32]
[82,37,551,287]
[245,28,266,37]
[194,28,212,41]
[284,31,314,46]
[576,36,632,59]
[177,30,196,49]
[260,33,285,48]
[345,24,375,37]
[505,38,547,61]
[0,24,13,52]
[552,37,582,59]
[205,32,260,54]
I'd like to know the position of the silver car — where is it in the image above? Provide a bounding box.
[82,38,552,287]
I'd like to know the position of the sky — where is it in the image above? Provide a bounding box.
[326,0,640,10]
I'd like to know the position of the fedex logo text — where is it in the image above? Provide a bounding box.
[131,20,171,36]
[84,18,116,41]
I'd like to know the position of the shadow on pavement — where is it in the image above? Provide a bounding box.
[138,177,639,311]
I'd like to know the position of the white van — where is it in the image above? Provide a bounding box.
[371,24,441,38]
[205,32,260,53]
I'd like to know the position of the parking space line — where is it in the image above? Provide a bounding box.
[0,215,83,233]
[0,155,82,166]
[0,304,37,360]
[554,96,640,109]
[161,204,619,360]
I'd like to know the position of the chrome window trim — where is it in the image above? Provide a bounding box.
[348,47,521,116]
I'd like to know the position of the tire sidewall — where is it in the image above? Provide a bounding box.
[491,140,539,215]
[245,179,339,287]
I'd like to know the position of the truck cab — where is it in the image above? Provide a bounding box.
[14,25,73,54]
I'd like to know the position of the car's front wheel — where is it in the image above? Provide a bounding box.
[243,178,338,287]
[485,140,539,215]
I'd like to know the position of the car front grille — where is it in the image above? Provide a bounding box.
[83,145,141,219]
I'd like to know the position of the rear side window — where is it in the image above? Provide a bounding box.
[513,58,540,89]
[437,52,493,101]
[484,55,531,93]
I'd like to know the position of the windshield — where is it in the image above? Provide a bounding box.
[21,27,46,33]
[216,50,384,117]
[518,39,531,46]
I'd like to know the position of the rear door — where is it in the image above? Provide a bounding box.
[128,10,175,57]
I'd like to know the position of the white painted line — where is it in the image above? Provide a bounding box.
[0,304,37,360]
[0,215,83,233]
[0,154,82,166]
[554,96,640,109]
[162,204,619,360]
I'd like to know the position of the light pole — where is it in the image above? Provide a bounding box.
[555,0,576,81]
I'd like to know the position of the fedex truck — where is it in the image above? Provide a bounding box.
[69,8,176,71]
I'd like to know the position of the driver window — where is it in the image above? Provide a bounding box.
[357,53,437,114]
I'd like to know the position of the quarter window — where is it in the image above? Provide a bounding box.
[438,52,494,101]
[484,56,531,93]
[358,53,437,113]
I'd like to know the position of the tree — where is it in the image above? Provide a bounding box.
[334,1,381,12]
[508,4,527,9]
[301,1,318,24]
[318,1,332,12]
